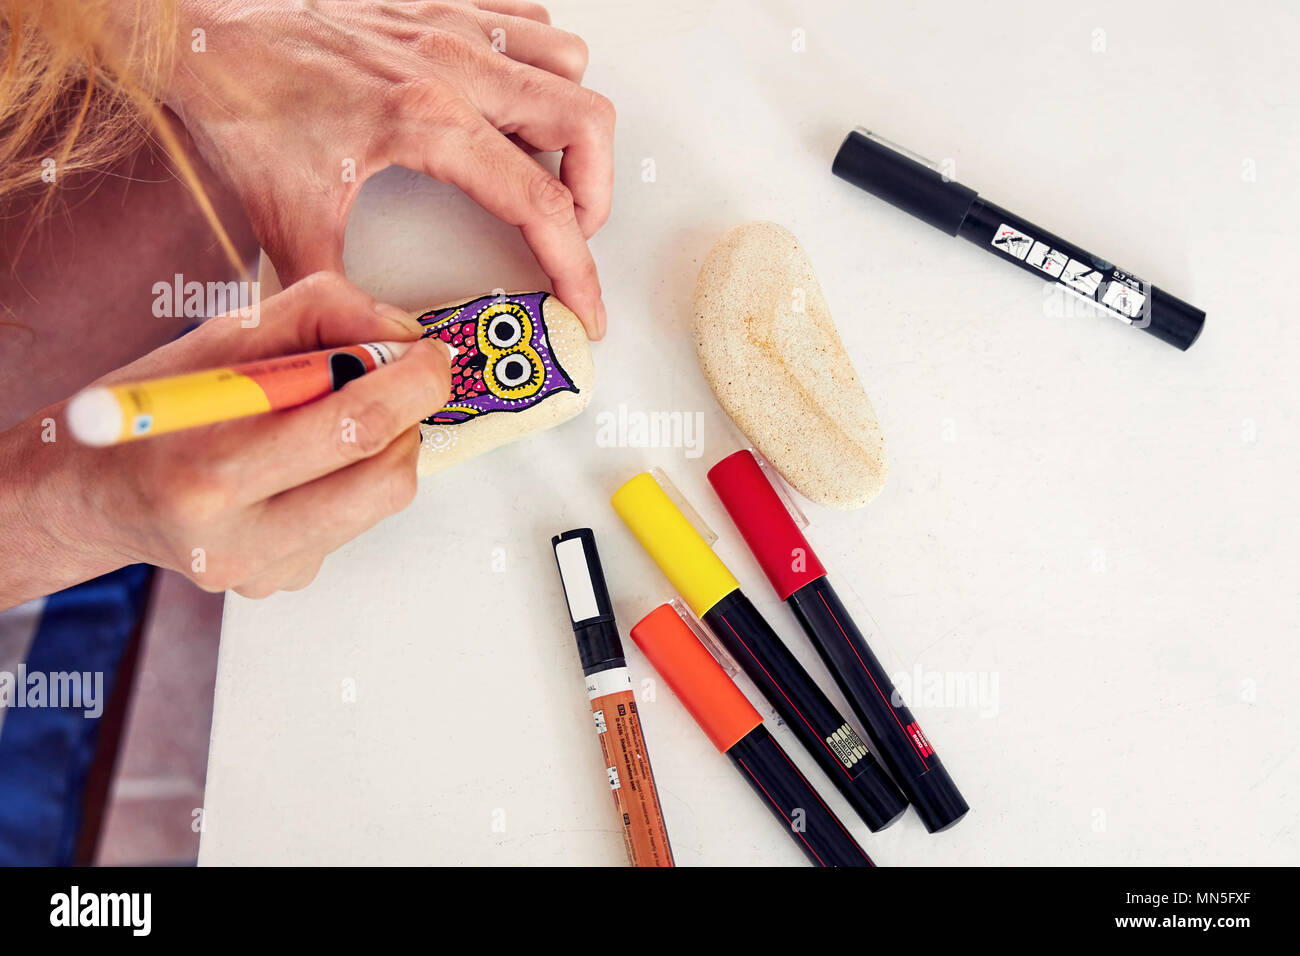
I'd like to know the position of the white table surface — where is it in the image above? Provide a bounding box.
[198,0,1300,865]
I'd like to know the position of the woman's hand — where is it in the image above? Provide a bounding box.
[162,0,613,338]
[0,273,451,609]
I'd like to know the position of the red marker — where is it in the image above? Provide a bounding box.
[708,450,969,833]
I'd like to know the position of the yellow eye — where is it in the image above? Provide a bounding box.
[486,311,524,348]
[487,350,543,398]
[477,303,533,351]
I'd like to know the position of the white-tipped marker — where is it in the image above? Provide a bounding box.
[64,340,423,446]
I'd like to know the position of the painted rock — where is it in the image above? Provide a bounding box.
[692,222,887,509]
[412,291,593,475]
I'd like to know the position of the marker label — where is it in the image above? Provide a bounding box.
[1026,241,1067,277]
[906,721,936,759]
[992,223,1034,260]
[826,723,870,769]
[585,666,673,867]
[555,537,601,622]
[990,222,1151,326]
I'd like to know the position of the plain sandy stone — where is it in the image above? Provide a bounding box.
[693,221,888,509]
[415,294,593,476]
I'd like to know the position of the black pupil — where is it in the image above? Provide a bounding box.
[492,318,519,345]
[501,357,527,383]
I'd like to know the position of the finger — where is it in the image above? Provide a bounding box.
[235,425,422,597]
[396,111,605,338]
[473,64,614,239]
[218,337,449,504]
[558,105,614,240]
[473,0,551,24]
[281,557,325,592]
[233,554,325,599]
[109,273,426,383]
[473,11,587,83]
[221,272,428,362]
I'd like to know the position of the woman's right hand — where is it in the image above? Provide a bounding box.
[0,272,451,609]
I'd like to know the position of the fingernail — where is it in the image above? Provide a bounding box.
[595,299,608,339]
[374,301,426,337]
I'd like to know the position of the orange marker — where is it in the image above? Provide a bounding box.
[630,603,873,867]
[552,529,674,867]
[65,341,419,446]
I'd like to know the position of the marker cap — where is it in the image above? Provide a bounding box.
[909,764,970,834]
[708,450,826,600]
[630,604,762,753]
[551,528,623,673]
[832,129,977,236]
[610,472,740,618]
[66,387,125,446]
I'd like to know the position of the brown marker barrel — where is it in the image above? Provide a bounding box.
[586,667,674,867]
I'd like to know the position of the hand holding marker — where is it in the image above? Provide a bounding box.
[66,339,457,446]
[611,470,908,832]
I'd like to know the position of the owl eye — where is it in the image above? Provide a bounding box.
[486,312,524,348]
[493,353,536,389]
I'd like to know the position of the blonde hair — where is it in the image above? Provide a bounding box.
[1,0,242,271]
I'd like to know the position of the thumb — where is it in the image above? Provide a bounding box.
[225,272,427,362]
[111,273,426,384]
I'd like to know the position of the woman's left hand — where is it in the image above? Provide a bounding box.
[160,0,614,338]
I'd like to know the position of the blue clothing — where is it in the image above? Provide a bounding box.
[0,565,152,865]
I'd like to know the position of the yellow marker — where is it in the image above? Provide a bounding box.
[66,342,415,446]
[609,472,739,618]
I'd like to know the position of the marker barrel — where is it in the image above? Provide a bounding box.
[703,591,907,832]
[728,724,873,867]
[583,664,674,867]
[66,342,406,445]
[789,579,969,833]
[957,198,1205,351]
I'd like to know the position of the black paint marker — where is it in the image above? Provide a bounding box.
[709,450,970,833]
[833,127,1205,350]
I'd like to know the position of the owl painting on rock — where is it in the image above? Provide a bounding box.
[411,291,592,477]
[417,291,578,424]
